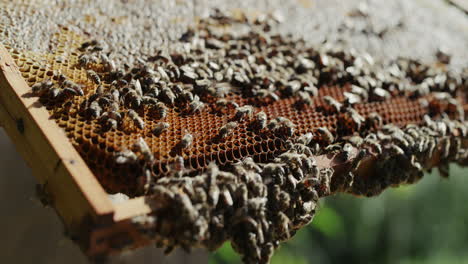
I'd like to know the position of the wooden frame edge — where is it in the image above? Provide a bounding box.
[0,44,114,229]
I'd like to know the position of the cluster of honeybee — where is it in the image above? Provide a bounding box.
[131,142,329,264]
[27,8,468,264]
[349,116,468,196]
[31,73,83,101]
[129,108,468,264]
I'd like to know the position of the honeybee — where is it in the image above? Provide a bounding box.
[350,85,369,101]
[363,137,382,154]
[142,96,158,106]
[440,137,451,159]
[278,152,305,167]
[225,67,234,81]
[115,149,138,164]
[239,157,262,173]
[316,127,334,144]
[161,87,176,105]
[318,167,333,196]
[31,82,45,94]
[304,84,318,97]
[214,71,224,82]
[153,102,168,119]
[323,95,342,113]
[108,110,122,121]
[409,155,423,171]
[179,133,194,149]
[284,80,301,96]
[31,80,53,95]
[48,87,61,99]
[133,137,154,163]
[235,105,254,120]
[267,119,280,131]
[390,132,410,149]
[350,149,367,171]
[366,112,383,130]
[78,54,90,68]
[140,168,153,194]
[447,98,465,120]
[60,87,79,98]
[280,118,295,137]
[100,53,116,72]
[343,91,362,105]
[146,85,160,98]
[372,87,391,101]
[98,96,111,107]
[100,112,119,130]
[63,80,84,96]
[87,101,102,119]
[340,108,365,132]
[296,91,313,108]
[262,163,286,179]
[269,117,295,137]
[181,90,194,102]
[385,144,405,156]
[210,82,231,98]
[171,156,186,178]
[79,39,99,51]
[127,109,145,129]
[133,79,143,97]
[124,90,142,109]
[296,132,314,145]
[157,66,170,81]
[95,85,105,95]
[275,212,291,239]
[216,99,239,109]
[341,143,353,161]
[220,187,234,207]
[153,122,170,135]
[86,70,101,84]
[189,99,205,114]
[252,111,267,130]
[272,185,291,211]
[256,89,280,101]
[347,135,364,147]
[325,143,342,153]
[218,122,238,139]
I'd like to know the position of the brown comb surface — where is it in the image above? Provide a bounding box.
[65,88,427,192]
[9,51,434,195]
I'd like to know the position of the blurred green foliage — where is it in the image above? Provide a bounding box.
[209,165,468,264]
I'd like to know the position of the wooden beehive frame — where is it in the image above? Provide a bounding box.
[0,43,159,257]
[0,36,340,256]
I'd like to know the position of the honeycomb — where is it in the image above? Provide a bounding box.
[5,44,432,195]
[2,1,467,263]
[0,2,464,195]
